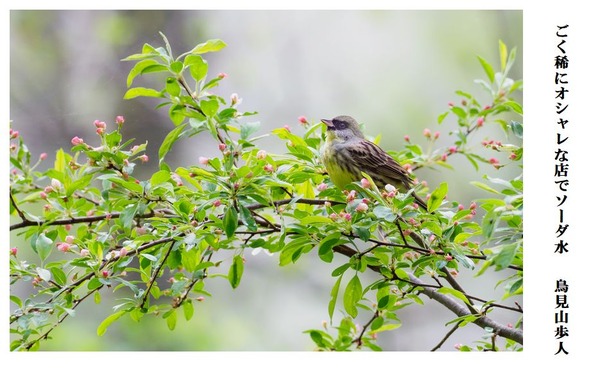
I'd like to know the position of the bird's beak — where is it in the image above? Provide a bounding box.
[321,119,334,129]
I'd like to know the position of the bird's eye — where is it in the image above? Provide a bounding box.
[334,120,347,129]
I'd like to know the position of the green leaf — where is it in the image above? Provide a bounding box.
[328,275,343,321]
[170,61,183,74]
[35,233,53,261]
[126,59,168,87]
[373,205,396,222]
[158,124,186,164]
[318,232,341,263]
[503,101,523,115]
[165,77,181,96]
[499,40,508,72]
[438,287,470,305]
[223,206,239,238]
[300,215,332,225]
[238,205,258,232]
[97,310,127,336]
[470,181,501,194]
[50,266,67,286]
[343,275,362,318]
[228,255,244,289]
[36,267,52,282]
[123,87,163,100]
[184,55,208,82]
[477,55,495,83]
[190,39,227,54]
[200,99,219,117]
[240,122,261,140]
[183,299,194,321]
[490,243,519,270]
[427,182,448,212]
[164,310,177,331]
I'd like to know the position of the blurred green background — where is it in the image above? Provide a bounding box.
[10,10,522,351]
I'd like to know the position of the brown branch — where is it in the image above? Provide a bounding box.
[431,323,460,351]
[352,311,380,348]
[139,240,176,308]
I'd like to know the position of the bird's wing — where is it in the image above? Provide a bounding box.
[345,139,414,190]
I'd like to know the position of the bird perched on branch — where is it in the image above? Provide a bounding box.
[320,115,427,210]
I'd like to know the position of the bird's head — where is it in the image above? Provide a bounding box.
[321,115,365,141]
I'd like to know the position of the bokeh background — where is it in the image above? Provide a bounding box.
[10,10,523,350]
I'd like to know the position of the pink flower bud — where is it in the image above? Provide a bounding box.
[102,270,109,278]
[469,202,477,210]
[96,127,104,135]
[217,72,228,79]
[440,153,448,162]
[298,116,308,125]
[263,164,274,173]
[360,178,371,189]
[94,120,107,129]
[346,190,357,202]
[65,235,75,244]
[140,154,149,163]
[198,156,210,165]
[330,213,339,221]
[489,157,500,165]
[433,131,440,139]
[230,93,242,106]
[10,130,19,139]
[324,201,331,207]
[458,204,464,211]
[80,249,90,257]
[445,254,453,261]
[317,183,328,191]
[40,152,48,160]
[476,117,484,127]
[196,296,205,302]
[44,186,53,193]
[344,213,352,221]
[57,242,71,252]
[10,247,17,256]
[71,136,84,146]
[213,199,222,207]
[404,135,410,142]
[448,146,457,154]
[448,102,454,107]
[283,125,291,131]
[65,224,72,231]
[115,116,125,126]
[355,202,368,213]
[454,344,463,350]
[119,247,128,258]
[51,178,62,191]
[483,105,491,111]
[40,192,48,200]
[509,152,517,160]
[423,128,431,138]
[256,150,267,160]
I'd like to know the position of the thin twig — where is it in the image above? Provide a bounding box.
[431,323,460,351]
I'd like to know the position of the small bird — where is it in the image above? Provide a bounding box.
[320,115,427,210]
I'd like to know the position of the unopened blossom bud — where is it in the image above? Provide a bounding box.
[360,178,371,189]
[440,153,448,161]
[94,120,106,129]
[476,117,484,127]
[218,143,226,152]
[51,178,62,191]
[40,192,48,200]
[509,152,517,160]
[198,156,210,165]
[44,186,53,193]
[445,254,453,261]
[80,249,90,257]
[324,201,331,207]
[423,128,431,138]
[217,72,228,79]
[433,131,440,139]
[115,116,125,126]
[10,247,17,256]
[10,130,19,139]
[355,202,368,213]
[140,154,149,163]
[264,164,274,173]
[298,116,308,125]
[346,190,357,202]
[40,152,48,160]
[489,157,500,166]
[458,204,464,211]
[119,247,128,258]
[102,270,109,278]
[256,150,267,160]
[57,242,71,252]
[448,146,457,154]
[330,213,339,221]
[343,213,352,221]
[230,93,242,106]
[404,135,410,142]
[448,102,454,107]
[71,136,84,146]
[96,127,104,135]
[469,202,477,210]
[317,183,328,192]
[65,235,75,244]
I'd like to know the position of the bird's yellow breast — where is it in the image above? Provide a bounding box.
[321,140,358,189]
